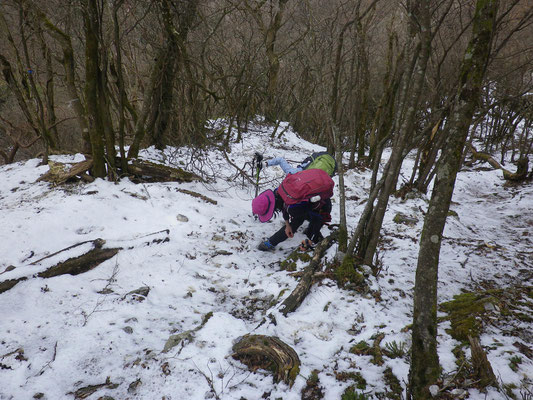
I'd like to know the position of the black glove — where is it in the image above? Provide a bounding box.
[254,152,264,171]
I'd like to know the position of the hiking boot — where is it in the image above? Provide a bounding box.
[257,240,275,251]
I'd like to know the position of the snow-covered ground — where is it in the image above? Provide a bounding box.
[0,121,531,399]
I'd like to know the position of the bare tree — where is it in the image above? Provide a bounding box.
[343,0,433,267]
[408,0,499,397]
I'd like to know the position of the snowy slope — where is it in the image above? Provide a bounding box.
[0,121,531,400]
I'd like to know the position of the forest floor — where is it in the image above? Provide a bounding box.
[0,120,532,400]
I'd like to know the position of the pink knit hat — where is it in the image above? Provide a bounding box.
[252,190,276,222]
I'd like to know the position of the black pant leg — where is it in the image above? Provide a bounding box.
[305,201,331,243]
[269,216,305,246]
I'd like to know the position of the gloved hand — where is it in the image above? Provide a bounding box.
[254,152,263,170]
[299,239,314,252]
[262,161,269,169]
[320,211,332,224]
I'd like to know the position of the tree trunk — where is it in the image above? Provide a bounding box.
[330,19,354,252]
[127,0,198,158]
[37,25,60,149]
[27,1,90,152]
[264,0,289,123]
[112,0,128,173]
[333,126,348,252]
[84,0,106,178]
[359,0,432,265]
[151,0,178,150]
[408,1,498,398]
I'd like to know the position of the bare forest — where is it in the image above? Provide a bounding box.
[1,0,533,399]
[0,0,531,170]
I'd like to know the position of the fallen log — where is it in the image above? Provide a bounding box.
[30,239,106,265]
[176,188,217,204]
[279,232,338,316]
[0,240,120,294]
[37,159,94,184]
[468,144,529,181]
[126,159,203,183]
[0,277,26,294]
[38,246,120,278]
[232,334,300,386]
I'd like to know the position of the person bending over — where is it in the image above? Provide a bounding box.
[252,189,332,251]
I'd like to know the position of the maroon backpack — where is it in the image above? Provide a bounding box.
[278,168,334,205]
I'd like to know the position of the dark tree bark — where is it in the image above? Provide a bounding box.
[37,246,120,278]
[408,1,498,398]
[112,0,128,173]
[83,0,107,178]
[26,1,90,152]
[128,0,198,158]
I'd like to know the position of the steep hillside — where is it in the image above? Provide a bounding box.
[1,122,532,400]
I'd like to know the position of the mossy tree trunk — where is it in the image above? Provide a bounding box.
[151,0,180,150]
[408,1,498,398]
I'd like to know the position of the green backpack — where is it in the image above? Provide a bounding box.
[304,152,337,177]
